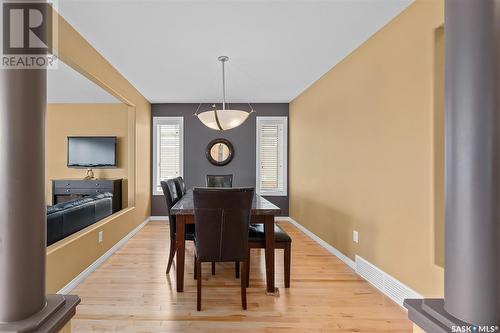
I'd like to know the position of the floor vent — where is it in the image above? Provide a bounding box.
[355,255,422,307]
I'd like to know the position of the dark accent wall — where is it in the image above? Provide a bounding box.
[151,103,289,216]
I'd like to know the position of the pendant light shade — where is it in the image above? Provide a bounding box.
[195,56,254,131]
[196,109,251,131]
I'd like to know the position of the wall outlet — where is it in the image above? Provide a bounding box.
[98,231,103,243]
[353,230,359,243]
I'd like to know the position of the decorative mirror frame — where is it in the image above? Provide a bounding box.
[206,138,234,166]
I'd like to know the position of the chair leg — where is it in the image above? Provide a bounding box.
[194,255,197,280]
[241,260,247,310]
[197,259,202,311]
[235,261,240,278]
[166,237,176,274]
[211,261,216,275]
[246,248,251,287]
[284,243,291,288]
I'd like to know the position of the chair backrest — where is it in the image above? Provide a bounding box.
[206,174,233,187]
[173,176,187,196]
[160,179,180,238]
[193,187,254,262]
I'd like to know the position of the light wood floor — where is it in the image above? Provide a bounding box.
[71,221,412,332]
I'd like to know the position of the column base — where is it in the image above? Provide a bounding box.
[404,299,499,333]
[0,294,80,333]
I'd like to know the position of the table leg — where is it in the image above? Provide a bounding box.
[176,215,186,292]
[264,215,276,294]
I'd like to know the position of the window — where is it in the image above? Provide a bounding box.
[256,117,288,196]
[153,117,183,195]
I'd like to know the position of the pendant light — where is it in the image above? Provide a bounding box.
[195,56,254,131]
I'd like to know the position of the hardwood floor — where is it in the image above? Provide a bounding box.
[71,221,412,332]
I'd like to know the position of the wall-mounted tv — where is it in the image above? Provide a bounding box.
[67,136,117,168]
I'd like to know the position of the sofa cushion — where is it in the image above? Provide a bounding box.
[47,205,63,214]
[47,192,113,214]
[94,192,113,200]
[62,202,96,237]
[94,197,113,222]
[49,197,94,212]
[47,211,63,245]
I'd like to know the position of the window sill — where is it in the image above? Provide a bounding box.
[258,192,287,197]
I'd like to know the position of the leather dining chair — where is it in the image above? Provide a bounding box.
[172,176,218,274]
[246,224,292,288]
[173,176,187,197]
[204,174,234,274]
[206,174,233,187]
[193,187,254,311]
[203,175,234,275]
[161,179,195,274]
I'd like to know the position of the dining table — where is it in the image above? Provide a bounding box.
[170,189,281,294]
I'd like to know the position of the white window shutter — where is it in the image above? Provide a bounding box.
[256,117,288,196]
[153,117,183,195]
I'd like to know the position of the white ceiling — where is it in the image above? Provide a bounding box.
[47,60,119,103]
[53,0,413,103]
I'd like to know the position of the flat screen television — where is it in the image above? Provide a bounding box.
[67,136,117,168]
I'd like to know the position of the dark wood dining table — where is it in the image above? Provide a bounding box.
[170,189,281,293]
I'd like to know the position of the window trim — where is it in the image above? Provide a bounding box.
[256,116,288,196]
[152,116,184,195]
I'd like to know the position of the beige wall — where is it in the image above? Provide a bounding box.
[289,0,444,297]
[46,10,151,293]
[433,26,445,268]
[46,103,129,204]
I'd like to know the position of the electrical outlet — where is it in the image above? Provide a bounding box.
[98,231,103,243]
[353,230,359,243]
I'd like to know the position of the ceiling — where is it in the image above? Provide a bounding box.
[52,0,413,103]
[47,61,119,103]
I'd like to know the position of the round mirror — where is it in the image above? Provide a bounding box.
[206,138,234,166]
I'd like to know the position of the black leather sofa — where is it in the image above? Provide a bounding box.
[47,192,113,246]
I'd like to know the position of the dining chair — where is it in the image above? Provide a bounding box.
[246,224,292,288]
[206,174,233,187]
[193,187,254,311]
[161,179,196,274]
[204,174,234,274]
[173,176,187,196]
[172,176,218,274]
[203,175,234,277]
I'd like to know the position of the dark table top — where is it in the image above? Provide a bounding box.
[170,189,281,216]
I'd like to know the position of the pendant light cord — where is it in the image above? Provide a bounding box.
[248,103,255,113]
[194,103,202,115]
[221,58,226,111]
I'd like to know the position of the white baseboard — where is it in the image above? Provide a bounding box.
[150,215,169,222]
[57,217,151,294]
[280,216,422,309]
[278,216,356,270]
